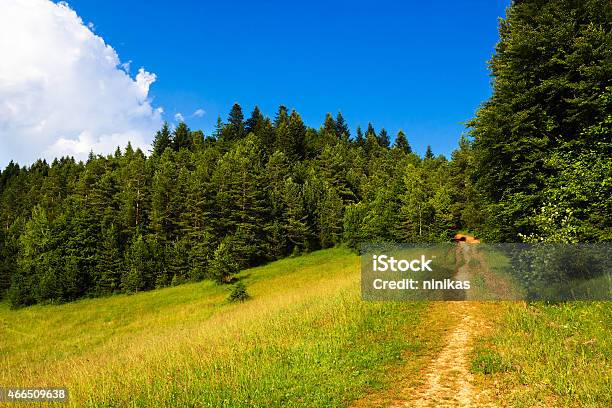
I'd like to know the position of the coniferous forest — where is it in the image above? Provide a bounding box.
[0,0,610,308]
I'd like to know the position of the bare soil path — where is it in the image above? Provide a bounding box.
[388,301,495,408]
[353,241,498,408]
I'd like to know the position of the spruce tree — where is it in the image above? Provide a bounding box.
[209,235,240,284]
[95,225,123,293]
[470,0,610,241]
[222,103,246,143]
[122,234,152,292]
[335,112,350,142]
[245,105,265,135]
[424,145,434,160]
[273,105,289,128]
[364,123,380,156]
[152,122,172,156]
[282,178,310,253]
[0,228,15,298]
[9,205,50,306]
[173,122,192,151]
[283,110,306,161]
[323,113,337,136]
[318,187,343,248]
[354,126,365,147]
[393,130,411,153]
[150,150,181,242]
[378,128,390,149]
[166,238,190,283]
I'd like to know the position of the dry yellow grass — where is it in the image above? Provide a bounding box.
[0,248,435,407]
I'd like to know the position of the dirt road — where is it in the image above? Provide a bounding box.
[353,242,497,407]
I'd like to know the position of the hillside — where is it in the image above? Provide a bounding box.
[2,248,609,407]
[0,248,444,407]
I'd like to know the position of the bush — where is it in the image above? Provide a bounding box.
[228,282,249,302]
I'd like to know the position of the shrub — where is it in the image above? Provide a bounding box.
[228,282,249,302]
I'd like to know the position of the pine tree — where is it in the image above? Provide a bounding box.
[95,225,123,293]
[118,150,150,240]
[470,0,611,241]
[318,113,340,148]
[245,106,265,135]
[323,113,337,136]
[364,123,380,156]
[397,164,429,242]
[393,130,411,153]
[9,205,50,306]
[185,158,217,280]
[335,112,350,142]
[88,169,119,232]
[60,196,100,299]
[173,122,192,151]
[124,142,135,159]
[166,238,190,283]
[212,135,268,265]
[273,105,290,155]
[278,110,306,161]
[264,151,291,257]
[122,234,152,292]
[318,186,343,248]
[191,130,205,148]
[152,122,172,156]
[378,128,390,149]
[274,105,289,128]
[424,145,434,160]
[220,103,246,143]
[209,235,240,284]
[0,227,15,298]
[342,202,368,249]
[213,116,224,141]
[354,126,365,147]
[282,178,310,253]
[150,150,181,242]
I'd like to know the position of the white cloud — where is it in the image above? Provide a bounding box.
[0,0,163,166]
[193,108,206,118]
[120,60,132,73]
[174,112,185,122]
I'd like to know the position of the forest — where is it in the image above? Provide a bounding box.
[0,0,609,308]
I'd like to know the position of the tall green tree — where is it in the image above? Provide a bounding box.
[153,122,172,156]
[95,225,123,293]
[335,112,350,142]
[393,130,411,154]
[470,0,611,241]
[378,128,390,149]
[424,145,434,160]
[354,126,365,148]
[221,103,246,143]
[173,122,192,151]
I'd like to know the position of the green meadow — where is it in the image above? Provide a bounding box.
[1,247,609,407]
[1,248,437,407]
[471,301,611,408]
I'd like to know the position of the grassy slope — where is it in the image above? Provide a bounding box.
[470,247,611,407]
[2,247,609,407]
[471,305,611,406]
[0,248,436,407]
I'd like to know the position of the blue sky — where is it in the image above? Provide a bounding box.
[1,0,510,165]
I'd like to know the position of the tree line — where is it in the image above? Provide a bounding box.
[0,106,479,306]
